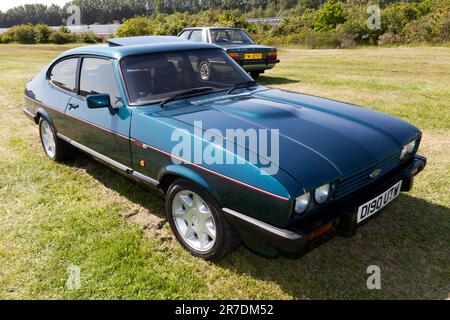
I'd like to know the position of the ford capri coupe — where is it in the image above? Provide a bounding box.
[24,36,426,261]
[178,27,279,79]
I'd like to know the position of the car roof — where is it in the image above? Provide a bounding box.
[58,36,219,60]
[183,27,242,30]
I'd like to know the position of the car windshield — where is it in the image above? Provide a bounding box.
[210,29,254,45]
[120,49,253,105]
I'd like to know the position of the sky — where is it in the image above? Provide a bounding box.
[0,0,70,12]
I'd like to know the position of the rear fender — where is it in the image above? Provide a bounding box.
[36,107,57,131]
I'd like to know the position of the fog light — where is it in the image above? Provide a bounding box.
[307,223,333,241]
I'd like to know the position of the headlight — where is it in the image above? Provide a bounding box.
[314,184,330,204]
[295,192,311,214]
[405,140,416,153]
[400,140,417,159]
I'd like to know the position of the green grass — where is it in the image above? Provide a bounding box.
[0,44,449,300]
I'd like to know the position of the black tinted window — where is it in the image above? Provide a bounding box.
[50,58,78,92]
[80,58,123,108]
[120,49,252,105]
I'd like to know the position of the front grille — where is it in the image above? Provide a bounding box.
[334,149,401,199]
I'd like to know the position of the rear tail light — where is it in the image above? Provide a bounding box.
[267,51,277,60]
[228,52,240,61]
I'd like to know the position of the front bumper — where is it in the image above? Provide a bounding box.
[223,155,427,255]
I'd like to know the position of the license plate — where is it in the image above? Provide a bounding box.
[244,53,263,60]
[357,180,402,223]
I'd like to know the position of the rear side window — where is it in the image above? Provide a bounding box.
[49,58,78,92]
[79,58,123,108]
[189,30,203,42]
[179,30,191,39]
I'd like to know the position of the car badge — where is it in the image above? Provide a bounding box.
[370,169,382,179]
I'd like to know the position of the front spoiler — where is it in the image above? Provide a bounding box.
[223,155,427,255]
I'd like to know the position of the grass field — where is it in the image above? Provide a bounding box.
[0,44,449,300]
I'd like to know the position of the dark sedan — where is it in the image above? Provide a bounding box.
[178,27,279,79]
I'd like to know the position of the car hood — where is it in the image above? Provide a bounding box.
[157,89,420,191]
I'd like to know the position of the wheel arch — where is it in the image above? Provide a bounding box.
[35,107,56,130]
[158,164,219,201]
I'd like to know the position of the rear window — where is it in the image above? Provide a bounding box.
[211,29,254,45]
[49,58,78,92]
[178,30,191,39]
[189,30,203,42]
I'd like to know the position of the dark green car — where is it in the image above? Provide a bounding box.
[178,27,279,79]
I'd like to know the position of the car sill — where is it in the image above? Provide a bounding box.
[132,170,159,186]
[57,133,132,172]
[56,133,158,187]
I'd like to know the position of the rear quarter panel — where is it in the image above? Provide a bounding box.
[25,66,71,133]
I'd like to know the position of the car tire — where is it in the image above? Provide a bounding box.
[165,179,240,261]
[38,117,74,162]
[250,71,261,79]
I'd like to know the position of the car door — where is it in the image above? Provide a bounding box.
[46,56,80,134]
[65,56,132,168]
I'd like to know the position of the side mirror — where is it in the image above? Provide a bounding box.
[87,94,111,109]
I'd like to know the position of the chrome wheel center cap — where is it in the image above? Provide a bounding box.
[191,214,200,225]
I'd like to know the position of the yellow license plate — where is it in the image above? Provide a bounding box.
[244,53,263,60]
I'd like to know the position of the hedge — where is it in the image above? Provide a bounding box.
[0,24,100,44]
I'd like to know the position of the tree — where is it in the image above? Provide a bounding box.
[313,0,346,31]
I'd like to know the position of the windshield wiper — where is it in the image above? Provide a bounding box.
[160,87,217,107]
[228,80,257,94]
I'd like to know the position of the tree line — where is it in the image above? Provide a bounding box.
[1,0,448,47]
[0,0,427,28]
[113,0,449,47]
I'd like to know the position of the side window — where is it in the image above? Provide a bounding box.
[79,58,123,108]
[189,30,203,42]
[179,30,191,39]
[49,58,78,92]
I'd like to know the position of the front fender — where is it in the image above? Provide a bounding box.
[158,164,218,199]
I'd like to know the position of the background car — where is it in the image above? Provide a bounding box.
[178,27,279,79]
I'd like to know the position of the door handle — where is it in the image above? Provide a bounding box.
[68,103,79,110]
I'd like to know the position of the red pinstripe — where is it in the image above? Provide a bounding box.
[27,96,289,202]
[130,138,289,202]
